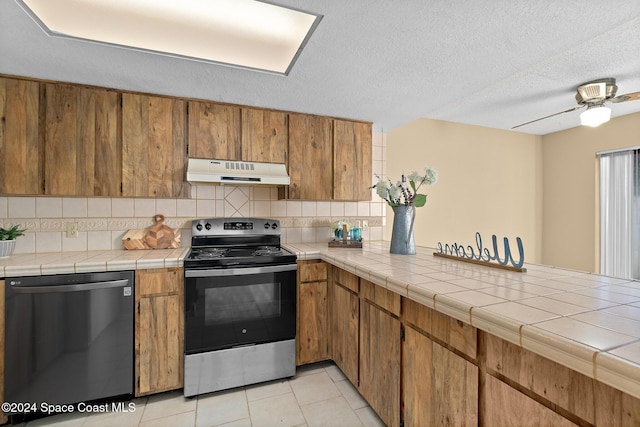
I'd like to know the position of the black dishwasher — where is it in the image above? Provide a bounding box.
[4,271,134,417]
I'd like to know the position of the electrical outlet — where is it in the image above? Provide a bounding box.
[362,220,369,230]
[66,222,78,238]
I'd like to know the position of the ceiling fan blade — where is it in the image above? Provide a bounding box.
[511,105,584,129]
[610,91,640,103]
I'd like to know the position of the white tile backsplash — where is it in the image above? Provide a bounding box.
[196,185,216,200]
[8,196,35,218]
[330,202,345,217]
[271,200,287,217]
[62,197,87,217]
[286,201,302,217]
[36,231,62,253]
[156,199,177,217]
[62,231,88,252]
[253,187,271,200]
[345,202,358,216]
[254,201,271,217]
[301,202,316,217]
[177,199,197,217]
[134,199,157,217]
[88,198,112,217]
[112,198,135,217]
[317,202,331,216]
[37,197,62,218]
[87,231,112,251]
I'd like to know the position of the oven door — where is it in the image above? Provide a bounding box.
[184,264,296,354]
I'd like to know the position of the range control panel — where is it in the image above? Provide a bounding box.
[192,218,280,237]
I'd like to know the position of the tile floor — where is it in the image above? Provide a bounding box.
[17,362,386,427]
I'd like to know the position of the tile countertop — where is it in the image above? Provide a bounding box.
[1,241,639,401]
[286,241,640,401]
[0,247,190,276]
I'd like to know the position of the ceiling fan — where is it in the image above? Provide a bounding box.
[512,77,640,129]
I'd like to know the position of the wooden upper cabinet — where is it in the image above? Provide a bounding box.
[122,93,189,198]
[333,119,372,201]
[188,101,241,160]
[241,108,288,163]
[0,77,42,195]
[287,113,333,200]
[43,83,120,196]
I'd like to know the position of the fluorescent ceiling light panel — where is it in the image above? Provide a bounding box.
[19,0,322,74]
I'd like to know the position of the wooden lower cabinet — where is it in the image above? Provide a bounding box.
[297,260,329,365]
[359,300,401,427]
[330,280,359,386]
[135,268,184,396]
[483,374,577,426]
[403,325,478,426]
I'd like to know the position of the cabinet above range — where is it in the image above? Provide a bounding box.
[0,74,372,201]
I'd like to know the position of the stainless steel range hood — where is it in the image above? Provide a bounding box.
[186,158,290,185]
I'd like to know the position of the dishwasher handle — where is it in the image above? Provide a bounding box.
[10,279,130,294]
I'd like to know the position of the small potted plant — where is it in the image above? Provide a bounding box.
[0,224,26,257]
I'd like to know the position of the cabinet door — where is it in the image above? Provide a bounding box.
[135,269,184,396]
[359,300,401,427]
[403,325,478,427]
[330,282,359,385]
[0,77,42,195]
[484,374,576,426]
[188,101,241,160]
[122,93,188,198]
[241,108,288,163]
[287,113,333,200]
[44,83,120,196]
[297,280,329,365]
[333,119,372,201]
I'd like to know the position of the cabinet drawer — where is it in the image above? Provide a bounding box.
[403,297,432,333]
[137,268,182,296]
[432,309,477,359]
[298,260,328,283]
[332,267,359,293]
[360,279,400,317]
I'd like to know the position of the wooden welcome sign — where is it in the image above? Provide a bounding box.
[433,232,526,272]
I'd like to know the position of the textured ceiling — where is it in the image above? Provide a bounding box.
[2,0,640,135]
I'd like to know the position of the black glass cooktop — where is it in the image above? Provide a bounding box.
[185,245,297,269]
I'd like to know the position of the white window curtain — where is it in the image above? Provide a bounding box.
[599,149,640,279]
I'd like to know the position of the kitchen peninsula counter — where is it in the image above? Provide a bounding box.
[2,241,639,404]
[286,241,640,404]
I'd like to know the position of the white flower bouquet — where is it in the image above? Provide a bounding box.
[372,167,438,207]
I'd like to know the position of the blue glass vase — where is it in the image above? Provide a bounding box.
[390,205,416,255]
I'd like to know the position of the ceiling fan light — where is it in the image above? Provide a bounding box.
[580,105,611,127]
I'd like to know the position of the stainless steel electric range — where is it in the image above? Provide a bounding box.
[183,218,297,397]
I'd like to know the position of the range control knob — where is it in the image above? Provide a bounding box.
[271,223,278,230]
[196,223,203,231]
[264,222,270,229]
[205,223,212,230]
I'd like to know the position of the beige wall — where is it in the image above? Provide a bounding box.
[387,118,544,263]
[541,111,640,273]
[387,112,640,273]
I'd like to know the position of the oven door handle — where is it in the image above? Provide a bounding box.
[185,264,297,278]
